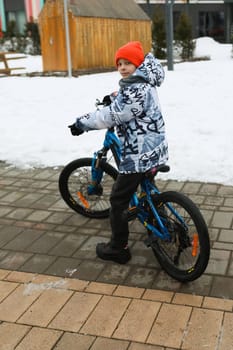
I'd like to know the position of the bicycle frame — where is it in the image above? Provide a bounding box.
[130,180,171,240]
[91,128,186,242]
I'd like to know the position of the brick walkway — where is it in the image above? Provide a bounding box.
[0,269,233,350]
[0,163,233,297]
[0,162,233,349]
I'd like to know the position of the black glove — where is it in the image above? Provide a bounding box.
[102,95,112,106]
[68,123,84,136]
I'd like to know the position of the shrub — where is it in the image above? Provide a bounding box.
[0,20,41,55]
[152,6,166,59]
[24,21,41,55]
[175,12,195,60]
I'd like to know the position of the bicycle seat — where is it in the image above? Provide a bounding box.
[145,165,170,179]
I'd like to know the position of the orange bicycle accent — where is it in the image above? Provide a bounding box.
[77,191,90,209]
[128,206,137,211]
[192,233,199,257]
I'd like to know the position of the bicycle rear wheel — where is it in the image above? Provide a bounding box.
[59,157,118,218]
[148,191,210,282]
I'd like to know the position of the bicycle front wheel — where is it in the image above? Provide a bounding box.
[148,191,210,282]
[59,158,118,218]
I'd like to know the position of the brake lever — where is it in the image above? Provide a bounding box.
[95,99,104,108]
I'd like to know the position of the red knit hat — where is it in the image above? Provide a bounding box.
[115,41,144,67]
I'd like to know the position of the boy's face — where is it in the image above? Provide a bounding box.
[117,59,137,78]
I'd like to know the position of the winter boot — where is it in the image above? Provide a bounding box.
[96,242,131,264]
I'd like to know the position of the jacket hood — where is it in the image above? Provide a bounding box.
[118,53,165,89]
[134,53,165,87]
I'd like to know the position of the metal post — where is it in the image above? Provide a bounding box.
[165,0,174,71]
[146,0,151,18]
[185,0,190,16]
[63,0,72,77]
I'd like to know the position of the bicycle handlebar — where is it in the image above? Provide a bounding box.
[96,96,112,107]
[95,99,104,107]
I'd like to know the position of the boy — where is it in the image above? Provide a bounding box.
[69,41,168,264]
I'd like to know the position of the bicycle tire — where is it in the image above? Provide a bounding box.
[148,191,210,282]
[59,157,118,218]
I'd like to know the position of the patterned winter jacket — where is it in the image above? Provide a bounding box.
[75,53,169,174]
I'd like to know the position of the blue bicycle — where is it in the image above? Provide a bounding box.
[59,100,210,282]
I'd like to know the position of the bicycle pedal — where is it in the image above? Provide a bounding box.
[144,237,152,247]
[127,206,138,221]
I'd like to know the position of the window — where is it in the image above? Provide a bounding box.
[199,11,224,41]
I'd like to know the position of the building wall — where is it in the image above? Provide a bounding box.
[0,0,45,33]
[225,1,233,41]
[4,0,25,11]
[0,0,6,32]
[137,0,233,43]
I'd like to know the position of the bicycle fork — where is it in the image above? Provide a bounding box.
[87,151,107,195]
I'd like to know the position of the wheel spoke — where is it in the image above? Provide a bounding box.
[59,158,117,218]
[148,191,210,282]
[158,202,200,269]
[68,166,113,212]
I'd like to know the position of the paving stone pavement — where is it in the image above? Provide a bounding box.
[0,270,233,350]
[0,162,233,300]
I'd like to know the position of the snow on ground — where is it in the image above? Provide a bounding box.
[0,37,232,185]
